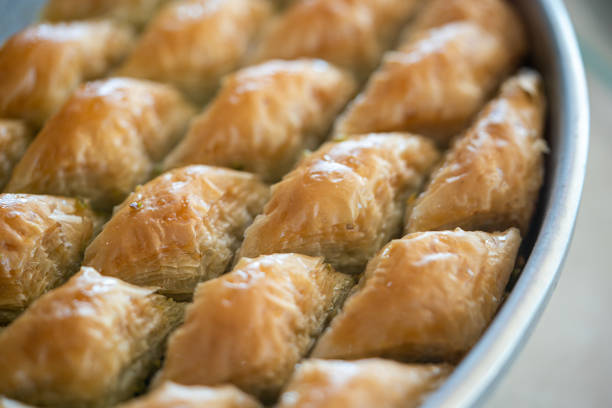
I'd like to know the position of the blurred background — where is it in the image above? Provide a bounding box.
[0,0,609,406]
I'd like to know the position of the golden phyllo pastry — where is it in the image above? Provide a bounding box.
[250,0,420,79]
[406,70,547,235]
[118,0,271,103]
[0,21,134,127]
[334,0,527,143]
[404,0,527,46]
[0,194,99,324]
[0,267,184,408]
[163,59,356,182]
[0,120,30,190]
[312,228,521,362]
[43,0,170,27]
[6,78,196,211]
[277,359,451,408]
[156,254,354,400]
[117,383,262,408]
[238,133,439,273]
[84,165,269,300]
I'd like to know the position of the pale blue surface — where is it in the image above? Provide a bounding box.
[0,1,45,42]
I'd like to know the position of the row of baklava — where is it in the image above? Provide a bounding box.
[0,0,431,199]
[0,0,424,130]
[0,0,546,407]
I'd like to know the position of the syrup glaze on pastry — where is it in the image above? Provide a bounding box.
[0,0,548,406]
[277,359,451,408]
[84,165,269,300]
[0,194,100,324]
[5,78,196,211]
[0,120,30,190]
[156,254,354,400]
[238,133,439,273]
[118,0,271,103]
[333,0,527,144]
[163,59,356,182]
[116,383,262,408]
[0,21,134,127]
[0,267,184,408]
[312,228,521,362]
[403,0,526,46]
[406,70,547,235]
[251,0,420,80]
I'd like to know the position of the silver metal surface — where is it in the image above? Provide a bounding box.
[0,0,589,406]
[423,0,590,406]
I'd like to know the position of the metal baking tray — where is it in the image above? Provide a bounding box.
[424,0,589,406]
[0,0,589,406]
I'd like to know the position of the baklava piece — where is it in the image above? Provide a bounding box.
[43,0,170,27]
[0,267,184,408]
[250,0,420,79]
[277,359,451,408]
[0,21,134,127]
[406,70,547,235]
[0,120,30,190]
[238,133,439,273]
[163,59,356,182]
[84,165,269,300]
[6,78,196,211]
[118,0,271,103]
[312,228,521,362]
[333,0,526,144]
[117,383,262,408]
[0,194,100,324]
[156,254,354,400]
[403,0,526,46]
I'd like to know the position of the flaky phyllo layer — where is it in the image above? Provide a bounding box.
[0,0,546,407]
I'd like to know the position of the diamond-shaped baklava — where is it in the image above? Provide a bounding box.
[0,0,548,406]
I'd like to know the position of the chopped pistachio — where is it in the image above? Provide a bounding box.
[75,197,89,212]
[129,201,143,211]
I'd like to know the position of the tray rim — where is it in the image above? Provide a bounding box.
[423,0,590,406]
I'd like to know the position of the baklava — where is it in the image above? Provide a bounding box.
[404,0,527,46]
[0,194,100,323]
[0,267,183,408]
[406,70,546,234]
[118,0,271,103]
[250,0,420,79]
[117,383,262,408]
[43,0,170,27]
[277,359,451,408]
[238,133,439,273]
[333,0,527,144]
[0,120,30,190]
[156,254,354,400]
[84,165,269,299]
[5,78,196,211]
[163,59,356,181]
[0,0,548,406]
[0,21,134,127]
[312,228,521,362]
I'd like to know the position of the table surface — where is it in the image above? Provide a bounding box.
[0,1,608,406]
